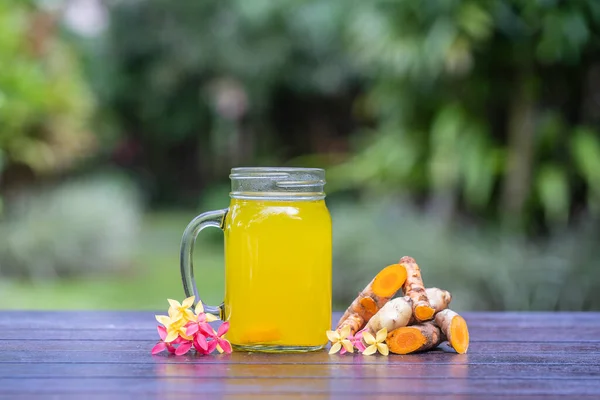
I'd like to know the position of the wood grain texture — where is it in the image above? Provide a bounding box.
[0,311,599,398]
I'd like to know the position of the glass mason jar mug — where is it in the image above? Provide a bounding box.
[180,167,332,352]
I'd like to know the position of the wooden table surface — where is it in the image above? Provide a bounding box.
[1,311,599,399]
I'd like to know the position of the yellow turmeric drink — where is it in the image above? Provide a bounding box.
[179,167,331,352]
[224,198,332,350]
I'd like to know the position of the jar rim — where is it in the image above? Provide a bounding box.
[229,167,326,201]
[230,167,324,176]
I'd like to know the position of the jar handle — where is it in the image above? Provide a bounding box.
[179,208,228,318]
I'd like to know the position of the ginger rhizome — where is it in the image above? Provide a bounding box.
[399,256,435,322]
[386,322,443,354]
[434,309,470,354]
[336,263,407,335]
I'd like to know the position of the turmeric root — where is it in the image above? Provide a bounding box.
[364,288,450,337]
[386,322,443,354]
[336,263,407,334]
[364,296,412,337]
[434,309,469,354]
[337,314,364,336]
[426,287,452,314]
[400,256,434,322]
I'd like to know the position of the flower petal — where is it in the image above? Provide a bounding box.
[199,322,215,338]
[194,334,208,351]
[183,309,196,322]
[377,343,389,356]
[375,328,388,343]
[218,339,232,354]
[164,330,179,343]
[341,340,354,354]
[166,343,176,354]
[339,325,352,339]
[151,342,167,355]
[205,313,219,322]
[157,325,167,341]
[168,307,180,319]
[167,299,181,310]
[175,341,193,356]
[363,331,376,345]
[207,340,218,354]
[155,315,170,326]
[181,296,195,309]
[328,342,342,354]
[355,341,367,353]
[362,344,377,356]
[186,323,199,337]
[217,321,230,337]
[172,317,187,330]
[326,330,340,342]
[194,301,205,314]
[172,336,185,345]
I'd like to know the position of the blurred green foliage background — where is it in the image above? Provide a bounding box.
[1,0,600,310]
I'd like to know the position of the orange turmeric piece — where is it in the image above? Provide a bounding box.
[386,322,442,354]
[434,309,469,354]
[336,263,407,334]
[238,326,281,344]
[400,256,434,322]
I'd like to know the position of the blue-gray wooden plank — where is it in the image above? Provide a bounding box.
[0,311,598,397]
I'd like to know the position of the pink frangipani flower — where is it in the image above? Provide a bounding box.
[152,325,191,355]
[185,321,212,354]
[351,329,367,353]
[151,296,232,356]
[174,340,193,356]
[199,321,232,354]
[186,321,231,354]
[215,321,232,354]
[195,334,218,355]
[193,302,218,323]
